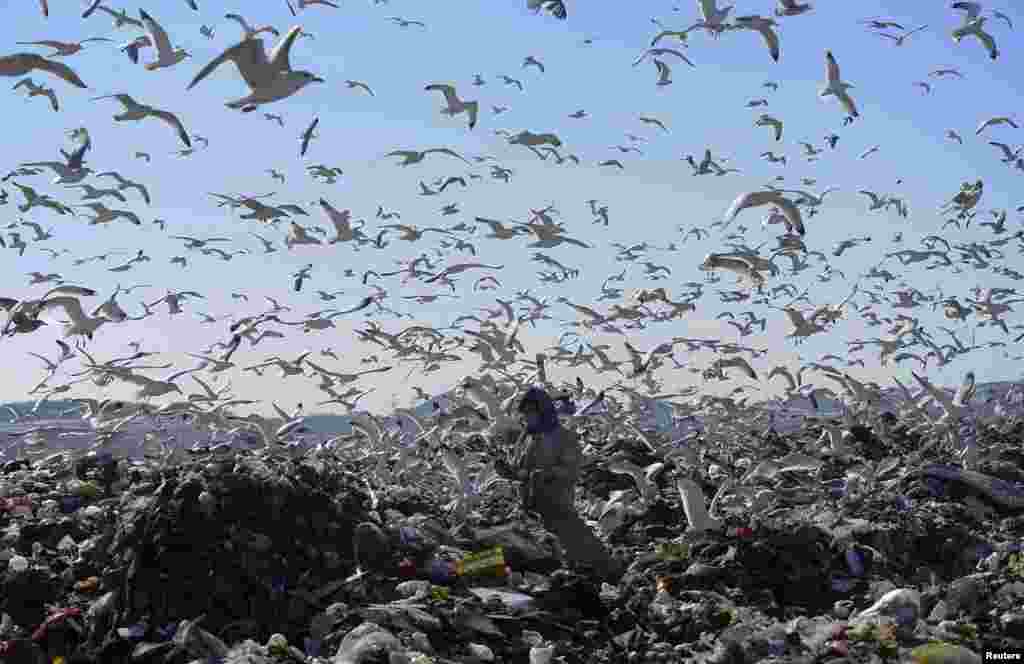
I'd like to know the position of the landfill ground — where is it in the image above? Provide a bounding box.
[2,412,1024,664]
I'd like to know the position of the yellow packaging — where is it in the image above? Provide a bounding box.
[655,542,689,562]
[430,585,449,601]
[455,546,505,577]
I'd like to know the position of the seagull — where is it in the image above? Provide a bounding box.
[820,51,859,124]
[976,116,1018,135]
[92,94,191,147]
[33,294,108,340]
[385,148,470,166]
[775,0,812,17]
[344,80,375,96]
[858,145,881,159]
[522,55,545,73]
[876,24,929,46]
[300,116,319,156]
[723,190,804,235]
[187,25,324,112]
[754,114,783,140]
[12,78,59,111]
[387,16,426,28]
[285,221,322,249]
[424,84,478,129]
[95,171,150,204]
[9,181,73,215]
[74,202,142,226]
[14,38,113,58]
[952,17,999,60]
[732,15,781,62]
[320,199,366,243]
[20,159,92,185]
[138,9,191,70]
[632,47,695,68]
[83,3,140,27]
[638,115,669,132]
[527,0,567,19]
[289,0,341,14]
[109,367,200,400]
[224,13,280,39]
[861,18,904,31]
[0,54,87,88]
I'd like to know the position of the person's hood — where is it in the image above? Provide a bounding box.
[520,386,560,434]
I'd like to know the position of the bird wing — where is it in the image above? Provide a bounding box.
[319,199,351,234]
[724,190,774,221]
[990,142,1016,160]
[655,48,695,66]
[697,0,717,21]
[268,25,303,71]
[971,28,997,58]
[27,54,87,88]
[188,37,268,90]
[760,24,780,61]
[427,148,470,163]
[38,296,87,324]
[224,13,253,31]
[825,50,840,84]
[836,88,858,117]
[152,108,191,147]
[102,93,141,112]
[951,1,982,20]
[425,83,457,107]
[139,9,173,57]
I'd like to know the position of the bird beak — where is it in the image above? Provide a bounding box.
[312,76,325,83]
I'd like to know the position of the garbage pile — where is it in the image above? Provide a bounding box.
[1,407,1023,664]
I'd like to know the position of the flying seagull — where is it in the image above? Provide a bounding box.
[424,84,478,129]
[300,116,319,156]
[732,15,781,62]
[92,94,191,147]
[723,190,804,235]
[187,25,324,112]
[820,50,859,124]
[0,54,87,88]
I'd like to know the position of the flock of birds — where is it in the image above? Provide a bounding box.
[0,1,1023,469]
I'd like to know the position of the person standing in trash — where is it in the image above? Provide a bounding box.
[495,386,619,579]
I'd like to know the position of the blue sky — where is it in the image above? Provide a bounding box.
[1,0,1022,415]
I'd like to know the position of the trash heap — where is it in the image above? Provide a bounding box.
[1,411,1023,664]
